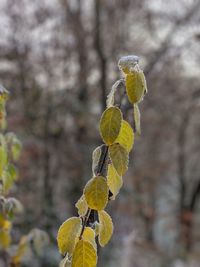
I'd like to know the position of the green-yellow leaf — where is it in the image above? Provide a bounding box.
[133,104,141,136]
[75,195,88,217]
[115,120,134,152]
[99,107,122,145]
[72,240,97,267]
[107,164,123,200]
[109,143,129,176]
[3,164,18,193]
[84,176,108,211]
[0,145,7,177]
[125,71,146,104]
[98,210,113,247]
[57,217,82,256]
[82,227,96,249]
[11,140,21,161]
[5,133,22,161]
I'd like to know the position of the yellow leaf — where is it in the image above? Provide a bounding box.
[0,216,11,231]
[0,215,12,249]
[98,210,113,247]
[84,176,108,211]
[75,227,96,250]
[109,143,129,176]
[99,107,122,145]
[75,195,88,217]
[10,236,29,265]
[125,71,146,104]
[57,217,82,256]
[11,229,49,265]
[133,104,141,136]
[82,227,96,249]
[115,120,134,152]
[0,230,11,249]
[120,66,131,74]
[107,164,123,200]
[72,240,97,267]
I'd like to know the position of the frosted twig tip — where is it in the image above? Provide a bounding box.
[118,55,140,72]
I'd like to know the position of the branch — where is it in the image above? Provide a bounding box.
[178,89,200,211]
[79,145,108,239]
[94,0,107,112]
[145,1,200,77]
[178,109,190,210]
[79,81,131,239]
[189,181,200,211]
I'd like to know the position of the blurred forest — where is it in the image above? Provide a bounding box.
[0,0,200,266]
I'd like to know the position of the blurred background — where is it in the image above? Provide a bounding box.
[0,0,200,266]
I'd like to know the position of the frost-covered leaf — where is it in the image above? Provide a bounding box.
[115,120,134,152]
[109,143,129,176]
[133,104,141,136]
[72,240,97,267]
[82,227,96,249]
[11,229,49,265]
[28,228,49,255]
[118,55,140,74]
[4,197,24,216]
[106,80,121,107]
[92,145,102,176]
[60,256,71,267]
[75,195,88,217]
[98,210,113,247]
[99,107,122,145]
[125,71,146,104]
[84,176,108,211]
[94,222,100,236]
[107,164,123,200]
[0,85,9,100]
[57,217,82,255]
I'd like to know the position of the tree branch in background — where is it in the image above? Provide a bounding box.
[145,0,200,77]
[94,0,107,112]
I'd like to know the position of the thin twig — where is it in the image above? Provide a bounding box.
[79,145,109,239]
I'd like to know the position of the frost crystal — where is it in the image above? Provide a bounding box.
[118,55,140,72]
